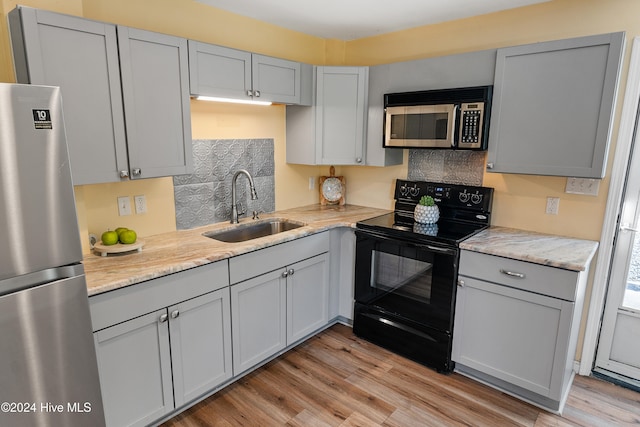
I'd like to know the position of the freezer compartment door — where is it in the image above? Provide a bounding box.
[0,274,105,426]
[0,83,83,280]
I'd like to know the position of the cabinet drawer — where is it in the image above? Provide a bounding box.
[229,232,330,284]
[90,260,229,331]
[459,250,579,301]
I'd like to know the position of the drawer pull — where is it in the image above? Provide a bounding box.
[500,269,526,279]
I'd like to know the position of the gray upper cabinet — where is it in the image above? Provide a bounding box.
[117,27,193,180]
[188,40,304,104]
[9,7,128,185]
[286,66,368,165]
[9,6,193,184]
[487,32,625,178]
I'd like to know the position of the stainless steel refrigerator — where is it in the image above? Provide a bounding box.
[0,83,105,426]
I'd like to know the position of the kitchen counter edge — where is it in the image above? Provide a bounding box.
[460,226,599,272]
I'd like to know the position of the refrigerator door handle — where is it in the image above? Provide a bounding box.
[0,264,85,297]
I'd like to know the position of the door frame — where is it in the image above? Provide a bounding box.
[580,36,640,375]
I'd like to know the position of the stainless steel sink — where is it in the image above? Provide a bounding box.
[203,219,305,243]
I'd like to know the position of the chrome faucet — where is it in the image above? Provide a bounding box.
[231,169,258,224]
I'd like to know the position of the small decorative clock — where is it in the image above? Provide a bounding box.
[319,166,345,205]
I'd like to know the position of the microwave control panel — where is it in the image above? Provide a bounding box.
[458,102,485,148]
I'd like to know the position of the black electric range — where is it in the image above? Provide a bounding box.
[357,179,494,245]
[353,179,494,373]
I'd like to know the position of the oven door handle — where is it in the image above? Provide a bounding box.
[356,229,457,256]
[424,244,455,255]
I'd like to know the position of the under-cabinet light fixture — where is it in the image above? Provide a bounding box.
[194,95,272,106]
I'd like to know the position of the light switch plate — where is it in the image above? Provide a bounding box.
[118,196,132,216]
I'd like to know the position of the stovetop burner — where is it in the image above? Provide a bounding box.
[356,179,494,246]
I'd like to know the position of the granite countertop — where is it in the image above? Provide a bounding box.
[83,204,389,296]
[460,226,599,272]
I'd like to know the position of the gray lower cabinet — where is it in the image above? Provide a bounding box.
[168,289,233,407]
[286,66,368,165]
[188,40,306,104]
[94,309,173,427]
[9,6,193,184]
[231,253,330,376]
[487,32,625,178]
[286,254,330,343]
[229,233,330,375]
[89,261,231,427]
[230,268,287,376]
[453,250,589,413]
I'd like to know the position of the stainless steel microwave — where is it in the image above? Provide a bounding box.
[383,86,492,150]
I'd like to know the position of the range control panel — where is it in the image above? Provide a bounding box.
[395,179,494,212]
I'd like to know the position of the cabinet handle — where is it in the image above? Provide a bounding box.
[282,270,289,278]
[119,170,129,178]
[170,310,180,319]
[457,279,465,287]
[254,90,261,98]
[499,269,526,279]
[355,157,362,163]
[132,168,142,177]
[247,90,253,97]
[288,268,295,276]
[159,313,168,323]
[486,162,494,170]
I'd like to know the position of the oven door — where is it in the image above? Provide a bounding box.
[384,104,457,148]
[354,229,458,333]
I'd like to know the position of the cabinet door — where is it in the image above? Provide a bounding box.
[452,277,573,400]
[316,66,368,165]
[118,27,193,179]
[487,32,624,178]
[9,7,128,185]
[169,288,233,407]
[230,270,287,375]
[287,253,330,344]
[252,54,301,104]
[188,41,253,100]
[94,309,173,427]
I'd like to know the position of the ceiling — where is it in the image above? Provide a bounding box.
[195,0,551,41]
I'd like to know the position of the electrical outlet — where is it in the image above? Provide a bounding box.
[134,195,147,214]
[546,197,560,215]
[118,196,132,216]
[309,176,316,190]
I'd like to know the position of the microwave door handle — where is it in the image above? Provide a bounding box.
[451,105,459,147]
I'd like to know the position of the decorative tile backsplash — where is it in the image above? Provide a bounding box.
[173,139,275,229]
[407,150,486,186]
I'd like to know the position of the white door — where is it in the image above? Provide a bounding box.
[595,108,640,387]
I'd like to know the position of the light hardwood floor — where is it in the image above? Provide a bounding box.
[162,324,640,426]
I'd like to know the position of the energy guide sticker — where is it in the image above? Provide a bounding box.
[32,109,52,129]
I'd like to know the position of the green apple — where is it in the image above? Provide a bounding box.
[119,229,137,244]
[101,230,119,246]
